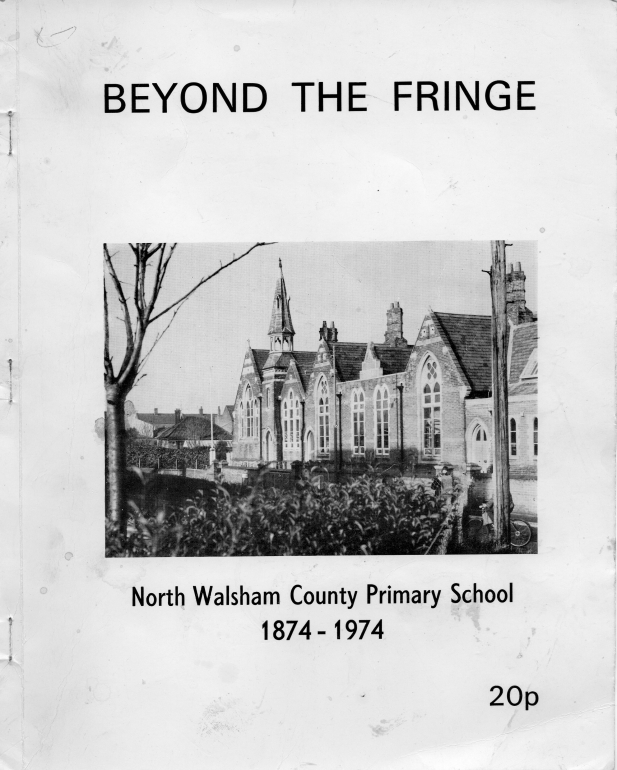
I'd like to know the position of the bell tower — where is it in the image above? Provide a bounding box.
[268,259,295,352]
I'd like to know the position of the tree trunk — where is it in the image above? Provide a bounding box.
[106,385,128,534]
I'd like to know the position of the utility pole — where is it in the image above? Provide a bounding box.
[210,368,214,468]
[332,344,338,481]
[489,241,511,552]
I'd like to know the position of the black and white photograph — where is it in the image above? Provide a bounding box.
[5,1,614,767]
[104,241,538,556]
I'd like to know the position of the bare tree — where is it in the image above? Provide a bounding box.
[104,242,273,531]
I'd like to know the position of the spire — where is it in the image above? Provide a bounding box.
[268,259,295,351]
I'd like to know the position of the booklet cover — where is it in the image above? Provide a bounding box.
[1,1,614,768]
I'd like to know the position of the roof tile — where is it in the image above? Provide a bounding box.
[432,312,493,393]
[157,416,232,442]
[509,323,538,384]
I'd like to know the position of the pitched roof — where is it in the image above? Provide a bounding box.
[509,323,538,384]
[432,312,493,394]
[262,350,294,371]
[251,349,270,377]
[157,416,232,442]
[136,412,176,425]
[330,342,368,381]
[184,412,217,421]
[373,344,414,375]
[509,380,537,396]
[291,351,317,389]
[324,342,412,382]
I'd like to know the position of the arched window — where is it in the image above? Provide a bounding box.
[317,377,330,455]
[533,417,538,458]
[470,422,490,467]
[244,385,254,438]
[375,385,389,455]
[265,387,270,409]
[239,401,244,438]
[352,390,365,455]
[283,390,301,450]
[509,418,517,457]
[283,390,300,449]
[305,430,315,461]
[421,357,441,458]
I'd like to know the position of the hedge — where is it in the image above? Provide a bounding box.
[106,469,461,557]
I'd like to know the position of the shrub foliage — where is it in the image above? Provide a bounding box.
[106,470,459,557]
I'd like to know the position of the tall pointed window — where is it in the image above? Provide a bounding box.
[421,357,441,458]
[244,385,255,438]
[283,390,299,450]
[317,377,330,455]
[239,401,244,437]
[533,417,538,458]
[352,390,365,455]
[375,386,390,455]
[509,417,517,457]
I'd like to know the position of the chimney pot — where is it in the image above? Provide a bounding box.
[515,261,522,272]
[199,407,203,415]
[154,408,158,414]
[508,263,513,273]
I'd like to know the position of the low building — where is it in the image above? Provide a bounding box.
[156,415,232,454]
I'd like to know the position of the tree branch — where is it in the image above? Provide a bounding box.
[150,243,177,316]
[103,281,115,382]
[129,243,142,318]
[149,242,276,323]
[104,244,135,377]
[137,302,185,374]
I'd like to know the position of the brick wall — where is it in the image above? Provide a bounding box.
[231,353,263,465]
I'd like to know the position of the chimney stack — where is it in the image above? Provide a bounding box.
[154,407,158,415]
[384,301,407,347]
[199,407,203,416]
[506,262,527,325]
[319,320,339,343]
[174,408,181,424]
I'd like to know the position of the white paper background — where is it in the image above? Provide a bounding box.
[3,0,615,767]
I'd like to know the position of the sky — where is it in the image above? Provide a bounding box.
[106,241,537,414]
